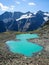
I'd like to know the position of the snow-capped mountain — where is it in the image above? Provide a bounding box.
[44,13,49,16]
[16,13,35,21]
[0,10,49,32]
[43,12,49,21]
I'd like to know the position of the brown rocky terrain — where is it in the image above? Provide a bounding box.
[0,21,49,65]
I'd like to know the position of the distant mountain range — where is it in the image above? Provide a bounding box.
[0,10,49,32]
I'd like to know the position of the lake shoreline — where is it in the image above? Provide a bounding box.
[0,30,49,65]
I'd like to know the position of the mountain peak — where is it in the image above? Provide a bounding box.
[36,10,44,14]
[0,10,49,32]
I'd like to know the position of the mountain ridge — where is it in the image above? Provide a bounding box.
[0,10,49,32]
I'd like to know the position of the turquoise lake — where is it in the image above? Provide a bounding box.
[6,34,43,57]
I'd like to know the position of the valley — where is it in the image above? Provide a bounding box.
[0,22,49,65]
[0,11,49,65]
[0,0,49,65]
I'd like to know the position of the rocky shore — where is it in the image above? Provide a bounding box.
[0,25,49,65]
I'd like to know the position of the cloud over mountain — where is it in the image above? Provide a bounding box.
[0,2,15,11]
[28,2,36,6]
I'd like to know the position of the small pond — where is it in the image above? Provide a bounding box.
[6,34,43,57]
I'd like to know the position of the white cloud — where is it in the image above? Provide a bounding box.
[22,0,26,2]
[16,1,20,4]
[10,5,15,10]
[0,3,15,11]
[28,2,36,6]
[0,3,9,11]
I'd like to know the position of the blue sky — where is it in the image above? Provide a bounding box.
[0,0,49,14]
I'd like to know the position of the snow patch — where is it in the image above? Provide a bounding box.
[44,13,49,16]
[44,17,48,21]
[16,13,34,21]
